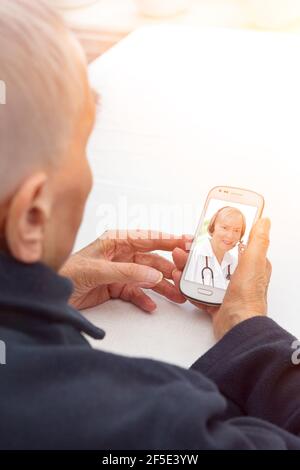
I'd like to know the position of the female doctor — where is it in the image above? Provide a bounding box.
[185,206,246,290]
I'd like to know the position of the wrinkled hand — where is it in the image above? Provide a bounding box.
[172,219,272,340]
[238,242,246,259]
[60,230,190,312]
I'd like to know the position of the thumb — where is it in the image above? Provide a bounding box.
[246,218,271,262]
[172,268,182,290]
[99,260,163,286]
[172,247,188,271]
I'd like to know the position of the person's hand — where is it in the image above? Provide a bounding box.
[238,241,246,259]
[60,230,190,312]
[172,219,272,340]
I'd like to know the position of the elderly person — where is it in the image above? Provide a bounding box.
[185,206,246,289]
[0,0,300,451]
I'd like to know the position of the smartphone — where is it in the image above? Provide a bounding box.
[180,186,264,305]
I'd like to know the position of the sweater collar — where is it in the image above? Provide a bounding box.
[0,252,105,340]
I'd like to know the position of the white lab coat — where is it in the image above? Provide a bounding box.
[185,236,238,290]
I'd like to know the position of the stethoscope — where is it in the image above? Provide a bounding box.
[201,256,231,288]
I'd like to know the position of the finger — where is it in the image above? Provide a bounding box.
[152,278,186,303]
[108,282,125,300]
[110,230,194,253]
[134,252,176,280]
[172,268,182,291]
[172,269,197,308]
[172,268,198,305]
[265,259,272,304]
[202,305,220,316]
[172,269,221,311]
[172,268,187,303]
[119,285,157,313]
[238,243,246,255]
[266,259,272,284]
[97,260,163,286]
[172,247,189,271]
[243,218,271,266]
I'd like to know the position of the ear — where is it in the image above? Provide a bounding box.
[4,172,51,263]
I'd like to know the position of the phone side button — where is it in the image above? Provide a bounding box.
[197,288,213,296]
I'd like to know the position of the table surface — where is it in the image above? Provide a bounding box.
[77,25,300,367]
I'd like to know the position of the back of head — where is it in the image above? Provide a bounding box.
[0,0,86,201]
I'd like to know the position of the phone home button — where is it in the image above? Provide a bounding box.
[197,288,213,296]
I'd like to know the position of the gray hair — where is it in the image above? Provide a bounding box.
[0,0,87,200]
[208,206,246,241]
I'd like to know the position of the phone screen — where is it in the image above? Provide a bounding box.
[184,198,259,290]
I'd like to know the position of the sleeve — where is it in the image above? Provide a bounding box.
[189,316,300,436]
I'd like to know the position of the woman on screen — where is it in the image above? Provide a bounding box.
[185,206,246,289]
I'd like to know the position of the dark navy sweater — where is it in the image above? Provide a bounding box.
[0,252,300,450]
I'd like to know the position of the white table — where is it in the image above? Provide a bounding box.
[76,26,300,367]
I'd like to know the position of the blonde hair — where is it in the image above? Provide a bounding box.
[208,206,246,241]
[0,0,87,200]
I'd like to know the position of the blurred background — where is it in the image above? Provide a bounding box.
[49,0,300,62]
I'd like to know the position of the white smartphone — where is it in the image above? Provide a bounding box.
[180,186,264,305]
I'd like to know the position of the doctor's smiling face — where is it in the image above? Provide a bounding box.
[208,207,246,255]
